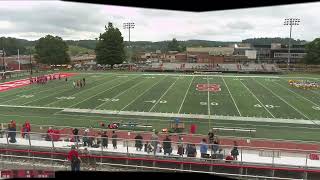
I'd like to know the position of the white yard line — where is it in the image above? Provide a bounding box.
[120,76,167,111]
[68,76,141,108]
[239,80,275,118]
[44,75,115,107]
[0,104,319,125]
[222,77,242,116]
[274,81,320,107]
[207,76,211,116]
[93,78,148,110]
[178,76,194,114]
[253,78,310,120]
[148,77,180,112]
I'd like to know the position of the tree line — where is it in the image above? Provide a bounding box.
[1,25,320,65]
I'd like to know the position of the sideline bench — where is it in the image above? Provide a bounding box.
[212,127,256,136]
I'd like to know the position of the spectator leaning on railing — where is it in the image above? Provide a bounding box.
[177,136,184,156]
[163,135,172,155]
[101,131,108,149]
[200,139,208,158]
[186,144,197,157]
[134,133,143,151]
[112,131,118,149]
[8,120,17,143]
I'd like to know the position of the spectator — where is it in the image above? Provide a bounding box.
[212,136,220,154]
[208,130,215,145]
[8,120,17,143]
[163,135,172,155]
[231,146,239,160]
[134,133,143,151]
[156,143,162,153]
[72,128,79,142]
[67,145,81,172]
[101,131,108,149]
[217,149,224,160]
[177,136,184,156]
[111,131,117,149]
[145,141,153,154]
[200,139,208,158]
[186,144,197,157]
[45,127,54,141]
[225,153,234,163]
[82,129,89,147]
[21,120,31,139]
[150,130,159,155]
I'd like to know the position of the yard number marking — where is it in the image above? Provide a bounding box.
[98,98,119,102]
[56,96,75,100]
[312,106,320,111]
[200,102,219,106]
[17,95,34,98]
[254,104,279,109]
[144,100,167,104]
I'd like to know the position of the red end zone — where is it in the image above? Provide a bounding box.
[0,73,78,92]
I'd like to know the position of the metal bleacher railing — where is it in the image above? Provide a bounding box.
[0,126,320,178]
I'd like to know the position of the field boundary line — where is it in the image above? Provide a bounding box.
[0,104,319,125]
[222,77,241,116]
[253,78,310,120]
[178,76,194,114]
[148,77,180,112]
[120,76,167,111]
[93,78,149,110]
[274,81,320,107]
[44,75,116,107]
[239,80,275,118]
[68,75,141,108]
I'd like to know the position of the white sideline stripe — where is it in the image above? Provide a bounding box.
[253,78,310,120]
[148,77,180,112]
[94,78,148,109]
[239,80,275,118]
[69,72,320,80]
[275,81,320,107]
[119,76,167,111]
[0,104,319,125]
[207,76,211,116]
[222,77,241,116]
[178,76,194,113]
[45,75,114,107]
[68,75,140,108]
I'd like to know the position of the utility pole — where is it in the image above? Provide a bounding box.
[2,48,4,72]
[123,22,135,63]
[284,18,300,70]
[18,49,20,71]
[30,48,32,75]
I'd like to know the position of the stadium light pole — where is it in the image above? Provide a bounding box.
[123,22,135,63]
[284,18,300,70]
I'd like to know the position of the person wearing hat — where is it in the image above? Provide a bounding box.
[67,145,81,172]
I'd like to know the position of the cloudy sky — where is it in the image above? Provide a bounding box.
[0,1,319,42]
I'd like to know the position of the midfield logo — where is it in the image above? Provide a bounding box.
[196,84,221,92]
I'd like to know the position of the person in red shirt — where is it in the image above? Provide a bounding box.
[22,120,31,139]
[67,145,81,171]
[45,127,54,141]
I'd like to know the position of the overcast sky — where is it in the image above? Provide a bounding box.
[0,1,319,42]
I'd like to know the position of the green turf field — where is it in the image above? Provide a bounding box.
[0,72,319,141]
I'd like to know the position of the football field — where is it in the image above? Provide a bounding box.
[0,72,319,141]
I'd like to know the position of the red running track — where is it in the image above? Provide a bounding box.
[0,73,78,92]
